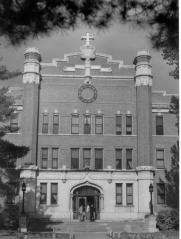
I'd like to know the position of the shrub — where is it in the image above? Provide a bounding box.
[156,209,179,231]
[0,204,19,229]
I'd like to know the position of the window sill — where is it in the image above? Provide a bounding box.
[115,205,134,207]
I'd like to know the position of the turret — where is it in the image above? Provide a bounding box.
[134,50,153,166]
[22,47,41,165]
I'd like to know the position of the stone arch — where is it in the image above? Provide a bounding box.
[70,180,103,194]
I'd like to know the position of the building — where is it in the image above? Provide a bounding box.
[4,33,178,220]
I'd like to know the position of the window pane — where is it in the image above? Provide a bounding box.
[42,148,48,158]
[40,183,47,204]
[10,116,18,132]
[71,149,79,169]
[95,115,103,134]
[71,149,79,158]
[116,149,122,169]
[52,159,58,169]
[53,114,59,124]
[84,115,91,134]
[126,184,133,205]
[126,115,132,125]
[116,184,122,205]
[43,114,49,124]
[42,124,48,134]
[116,115,122,135]
[126,115,132,135]
[116,115,122,125]
[96,126,103,134]
[156,116,164,135]
[52,148,58,158]
[83,149,91,169]
[95,116,103,124]
[84,149,91,158]
[116,184,122,194]
[95,149,103,169]
[51,183,58,204]
[72,115,79,124]
[156,149,164,159]
[116,149,122,159]
[51,183,58,193]
[126,149,132,169]
[116,195,122,204]
[95,149,103,158]
[157,184,165,204]
[126,149,132,159]
[71,115,79,134]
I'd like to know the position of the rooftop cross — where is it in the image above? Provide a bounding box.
[81,33,94,46]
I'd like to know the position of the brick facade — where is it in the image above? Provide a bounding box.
[3,34,178,220]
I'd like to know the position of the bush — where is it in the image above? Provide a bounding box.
[0,204,19,229]
[156,209,179,231]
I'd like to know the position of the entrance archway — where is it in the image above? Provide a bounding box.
[72,185,101,220]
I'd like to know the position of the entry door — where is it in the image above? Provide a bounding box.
[79,197,87,212]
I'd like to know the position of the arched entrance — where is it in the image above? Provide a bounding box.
[72,185,101,220]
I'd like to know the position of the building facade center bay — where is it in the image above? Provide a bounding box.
[10,33,177,220]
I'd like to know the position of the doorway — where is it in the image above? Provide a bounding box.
[72,186,101,220]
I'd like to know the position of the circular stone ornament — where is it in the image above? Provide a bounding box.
[78,84,97,103]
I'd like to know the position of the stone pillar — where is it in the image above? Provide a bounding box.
[134,51,153,166]
[137,166,154,215]
[22,47,41,165]
[20,166,38,214]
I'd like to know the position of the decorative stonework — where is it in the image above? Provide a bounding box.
[23,73,40,84]
[136,166,155,171]
[78,83,97,103]
[135,76,152,86]
[20,166,38,179]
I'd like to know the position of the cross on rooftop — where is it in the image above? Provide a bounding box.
[81,33,94,46]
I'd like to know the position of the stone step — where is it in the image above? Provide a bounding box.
[74,232,108,239]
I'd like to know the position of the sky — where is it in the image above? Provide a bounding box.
[0,22,178,94]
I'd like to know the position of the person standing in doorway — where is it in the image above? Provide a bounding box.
[86,204,90,221]
[90,204,94,222]
[78,205,83,222]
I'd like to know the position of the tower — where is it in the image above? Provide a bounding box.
[22,47,41,165]
[20,48,41,213]
[134,51,154,215]
[134,50,153,166]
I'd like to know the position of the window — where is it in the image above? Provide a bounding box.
[126,183,133,205]
[116,115,122,135]
[95,148,103,169]
[41,148,48,169]
[156,149,164,168]
[83,148,91,169]
[126,115,132,135]
[156,115,164,135]
[53,114,59,134]
[116,183,122,205]
[71,148,79,169]
[157,183,165,204]
[115,149,122,169]
[42,113,49,134]
[84,114,91,134]
[95,115,103,134]
[52,148,58,169]
[10,116,18,132]
[51,183,58,205]
[71,114,79,134]
[40,183,47,204]
[126,149,133,169]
